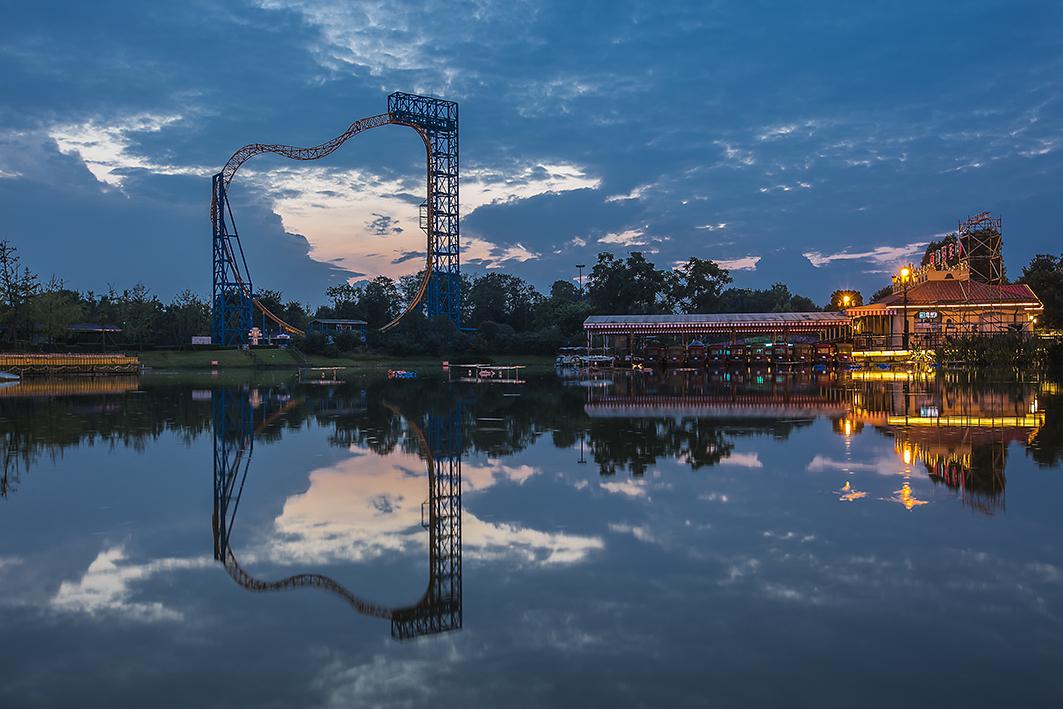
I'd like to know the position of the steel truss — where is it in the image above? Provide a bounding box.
[210,92,461,345]
[211,389,463,640]
[212,176,254,346]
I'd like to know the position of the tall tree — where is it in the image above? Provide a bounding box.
[28,277,84,345]
[0,240,40,344]
[1020,253,1063,328]
[672,257,732,313]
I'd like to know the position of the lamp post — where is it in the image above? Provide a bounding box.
[899,266,911,351]
[576,263,586,297]
[841,294,851,310]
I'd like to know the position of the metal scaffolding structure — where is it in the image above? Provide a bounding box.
[210,92,461,345]
[211,388,463,640]
[388,92,461,326]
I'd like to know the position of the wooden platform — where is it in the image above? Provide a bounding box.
[0,353,140,376]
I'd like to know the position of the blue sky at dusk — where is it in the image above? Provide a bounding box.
[2,1,1062,304]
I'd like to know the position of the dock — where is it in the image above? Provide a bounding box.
[0,353,140,376]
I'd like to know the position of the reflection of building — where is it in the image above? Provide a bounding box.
[851,379,1045,514]
[584,370,849,419]
[211,388,462,639]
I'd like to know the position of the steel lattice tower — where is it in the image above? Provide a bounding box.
[388,92,461,327]
[211,175,254,346]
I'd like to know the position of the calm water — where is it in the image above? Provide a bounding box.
[1,368,1062,708]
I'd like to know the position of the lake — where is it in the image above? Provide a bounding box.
[1,368,1061,707]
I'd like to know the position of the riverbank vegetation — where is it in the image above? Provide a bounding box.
[3,237,1063,368]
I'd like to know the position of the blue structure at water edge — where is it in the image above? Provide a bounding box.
[210,91,461,346]
[211,174,254,347]
[388,92,461,328]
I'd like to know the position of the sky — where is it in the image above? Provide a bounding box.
[1,0,1062,305]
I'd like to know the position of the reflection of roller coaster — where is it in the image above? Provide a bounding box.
[211,92,460,345]
[211,388,462,639]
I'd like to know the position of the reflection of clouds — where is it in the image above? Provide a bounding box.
[257,447,601,567]
[720,452,763,469]
[599,480,647,498]
[51,546,211,622]
[608,523,658,544]
[807,453,924,478]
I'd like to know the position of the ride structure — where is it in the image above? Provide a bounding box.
[211,92,460,346]
[211,387,463,639]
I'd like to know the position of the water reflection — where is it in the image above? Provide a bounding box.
[210,387,463,640]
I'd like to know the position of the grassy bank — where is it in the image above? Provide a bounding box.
[138,348,553,371]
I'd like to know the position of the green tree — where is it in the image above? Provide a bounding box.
[0,240,40,345]
[165,290,210,346]
[117,283,163,348]
[360,276,401,328]
[672,257,732,313]
[28,277,84,345]
[1020,253,1063,328]
[826,289,863,311]
[587,251,675,314]
[869,285,894,303]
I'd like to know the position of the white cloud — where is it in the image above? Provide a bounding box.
[464,162,600,211]
[720,451,763,468]
[802,241,929,268]
[695,223,727,231]
[605,183,653,203]
[253,446,601,568]
[599,480,647,498]
[49,113,209,189]
[251,159,590,279]
[713,255,761,272]
[52,546,211,622]
[715,140,755,166]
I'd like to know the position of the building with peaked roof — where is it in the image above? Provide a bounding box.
[847,266,1042,351]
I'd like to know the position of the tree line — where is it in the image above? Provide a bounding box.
[6,232,1060,354]
[0,240,833,353]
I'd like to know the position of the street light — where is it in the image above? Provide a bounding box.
[576,263,586,296]
[899,265,911,351]
[842,294,851,308]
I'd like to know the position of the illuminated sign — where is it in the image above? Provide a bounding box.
[930,239,964,269]
[917,311,939,320]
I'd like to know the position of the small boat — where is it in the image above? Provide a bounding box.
[386,369,417,380]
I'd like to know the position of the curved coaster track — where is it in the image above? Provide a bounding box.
[211,92,460,345]
[211,389,463,640]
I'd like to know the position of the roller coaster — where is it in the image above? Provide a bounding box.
[211,92,460,345]
[211,387,463,639]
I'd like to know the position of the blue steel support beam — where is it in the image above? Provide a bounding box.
[211,174,254,345]
[387,92,460,328]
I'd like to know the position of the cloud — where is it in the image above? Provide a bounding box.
[713,255,761,272]
[252,445,601,568]
[48,113,210,189]
[802,241,929,269]
[599,480,647,498]
[719,451,763,468]
[605,183,653,203]
[52,545,211,622]
[696,223,727,231]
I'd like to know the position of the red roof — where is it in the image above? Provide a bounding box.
[876,280,1041,306]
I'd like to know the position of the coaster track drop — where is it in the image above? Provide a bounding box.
[211,92,460,345]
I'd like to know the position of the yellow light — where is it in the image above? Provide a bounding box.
[844,420,852,436]
[902,446,912,465]
[900,266,911,280]
[842,295,851,307]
